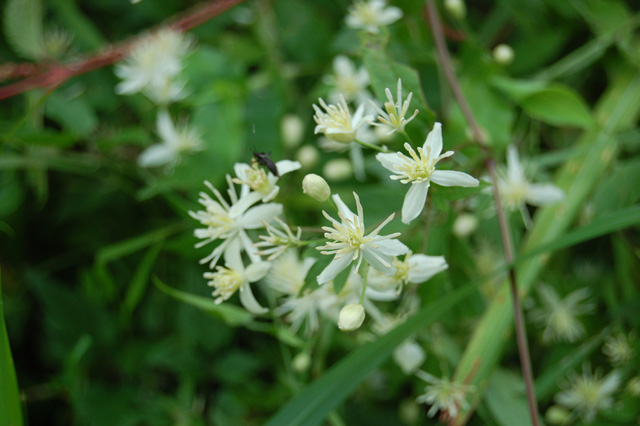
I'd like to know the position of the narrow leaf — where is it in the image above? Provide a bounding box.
[0,270,23,426]
[153,277,253,327]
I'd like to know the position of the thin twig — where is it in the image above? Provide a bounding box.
[0,0,245,101]
[424,1,541,425]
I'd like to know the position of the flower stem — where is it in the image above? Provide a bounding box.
[359,262,370,304]
[399,129,416,146]
[354,138,388,153]
[424,1,541,425]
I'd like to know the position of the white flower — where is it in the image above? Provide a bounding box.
[316,192,409,284]
[204,239,270,315]
[346,0,403,33]
[555,366,620,424]
[115,28,192,104]
[254,217,302,261]
[189,176,282,268]
[498,146,564,212]
[138,111,202,169]
[264,249,336,334]
[233,158,301,202]
[313,96,371,144]
[415,370,474,420]
[367,252,448,296]
[369,79,419,135]
[338,303,366,331]
[531,284,594,343]
[376,123,480,224]
[603,333,634,366]
[324,55,371,105]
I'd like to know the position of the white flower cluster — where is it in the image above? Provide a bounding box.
[114,28,201,171]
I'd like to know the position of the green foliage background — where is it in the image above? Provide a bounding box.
[1,0,639,425]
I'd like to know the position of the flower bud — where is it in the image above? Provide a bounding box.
[444,0,466,19]
[545,405,570,425]
[281,114,305,148]
[493,44,514,66]
[302,174,331,202]
[453,213,478,238]
[292,352,312,373]
[338,303,365,331]
[295,145,319,169]
[323,159,352,181]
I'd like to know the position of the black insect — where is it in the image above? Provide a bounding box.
[253,151,279,177]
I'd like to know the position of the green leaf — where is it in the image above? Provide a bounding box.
[153,277,253,327]
[96,224,183,266]
[0,270,24,426]
[266,283,474,426]
[520,85,593,128]
[484,369,532,426]
[45,89,99,136]
[490,77,548,102]
[3,0,44,60]
[431,179,491,202]
[122,241,164,315]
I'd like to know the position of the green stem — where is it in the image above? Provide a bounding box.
[358,262,370,304]
[399,129,416,146]
[354,138,388,153]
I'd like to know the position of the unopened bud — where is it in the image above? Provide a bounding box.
[545,405,570,425]
[323,159,352,181]
[493,44,514,66]
[302,174,331,202]
[295,145,319,169]
[444,0,466,19]
[338,303,365,331]
[292,352,311,373]
[453,213,478,238]
[281,114,305,148]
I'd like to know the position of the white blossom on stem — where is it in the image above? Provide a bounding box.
[316,192,409,284]
[137,111,202,169]
[313,96,371,144]
[369,78,419,135]
[189,176,282,268]
[376,122,479,224]
[346,0,403,33]
[233,158,301,202]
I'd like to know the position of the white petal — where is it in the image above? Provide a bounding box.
[423,122,443,160]
[431,170,479,187]
[239,282,268,315]
[275,160,301,176]
[137,144,175,167]
[228,191,262,218]
[157,110,178,145]
[350,144,365,181]
[525,183,564,206]
[366,287,400,301]
[393,340,425,375]
[407,254,448,283]
[376,152,404,172]
[333,55,354,76]
[506,146,524,182]
[375,239,410,256]
[239,229,260,263]
[317,254,353,285]
[240,203,282,229]
[332,193,357,223]
[352,103,365,126]
[363,249,393,274]
[222,238,243,270]
[401,182,429,224]
[245,261,271,282]
[234,162,252,180]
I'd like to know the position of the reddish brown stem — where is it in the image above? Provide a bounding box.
[424,1,541,425]
[0,0,244,101]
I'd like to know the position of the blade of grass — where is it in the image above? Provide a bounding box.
[266,282,475,426]
[0,270,23,426]
[122,241,164,315]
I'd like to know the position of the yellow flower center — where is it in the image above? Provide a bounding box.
[209,266,243,303]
